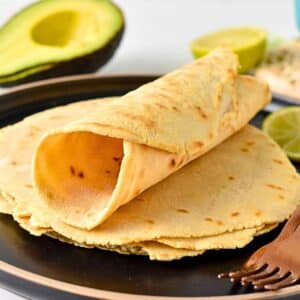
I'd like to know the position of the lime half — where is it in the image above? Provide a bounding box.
[262,107,300,162]
[190,27,266,73]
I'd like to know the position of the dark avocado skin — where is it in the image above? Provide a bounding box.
[0,26,124,86]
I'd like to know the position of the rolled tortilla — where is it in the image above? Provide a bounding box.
[33,48,271,230]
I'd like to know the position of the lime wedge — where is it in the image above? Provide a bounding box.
[262,107,300,162]
[190,27,266,73]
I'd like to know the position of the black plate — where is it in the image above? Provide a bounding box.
[0,75,299,300]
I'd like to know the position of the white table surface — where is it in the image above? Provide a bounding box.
[0,0,297,299]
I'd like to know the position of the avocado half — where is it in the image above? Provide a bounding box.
[0,0,124,85]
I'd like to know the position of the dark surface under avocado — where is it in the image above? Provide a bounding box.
[0,0,124,85]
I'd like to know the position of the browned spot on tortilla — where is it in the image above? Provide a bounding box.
[164,77,178,87]
[269,143,277,148]
[245,141,255,146]
[228,68,235,76]
[209,132,214,139]
[240,147,249,152]
[118,112,156,128]
[146,219,155,224]
[216,220,223,226]
[196,60,205,66]
[139,169,145,177]
[70,166,75,176]
[172,106,179,112]
[24,183,33,188]
[28,126,41,136]
[155,92,171,100]
[205,217,213,222]
[156,103,167,109]
[47,191,53,199]
[272,159,283,165]
[255,210,262,216]
[194,106,208,119]
[105,170,111,174]
[266,184,284,191]
[10,161,17,165]
[176,208,189,214]
[228,176,235,181]
[291,174,298,180]
[78,171,84,179]
[231,212,240,217]
[278,194,285,200]
[170,158,176,167]
[194,141,204,149]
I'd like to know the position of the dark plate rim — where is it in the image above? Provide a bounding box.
[0,259,300,300]
[272,92,300,106]
[0,73,161,96]
[0,74,299,300]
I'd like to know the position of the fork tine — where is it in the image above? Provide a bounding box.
[218,266,257,279]
[264,274,298,290]
[252,272,288,290]
[219,264,265,280]
[241,267,278,285]
[217,272,230,279]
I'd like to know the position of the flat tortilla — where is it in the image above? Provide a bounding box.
[0,193,277,260]
[0,100,298,260]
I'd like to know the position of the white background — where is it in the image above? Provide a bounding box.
[0,0,297,299]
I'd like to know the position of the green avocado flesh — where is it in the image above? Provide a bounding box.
[0,0,124,83]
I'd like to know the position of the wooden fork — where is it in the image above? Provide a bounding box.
[218,206,300,290]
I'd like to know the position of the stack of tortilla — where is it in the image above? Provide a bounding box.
[0,48,299,260]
